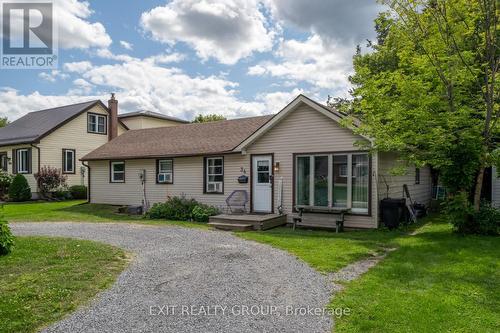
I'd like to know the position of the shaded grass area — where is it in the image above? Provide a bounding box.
[331,219,500,332]
[0,236,129,333]
[237,225,412,273]
[2,200,209,229]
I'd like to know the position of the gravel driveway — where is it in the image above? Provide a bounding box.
[11,222,332,333]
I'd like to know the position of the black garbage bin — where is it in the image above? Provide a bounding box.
[380,198,406,229]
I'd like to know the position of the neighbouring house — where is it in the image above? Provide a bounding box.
[0,94,188,198]
[118,110,189,129]
[82,95,432,229]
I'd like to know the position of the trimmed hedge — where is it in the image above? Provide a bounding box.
[69,185,87,199]
[8,174,31,202]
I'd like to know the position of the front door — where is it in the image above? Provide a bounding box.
[252,155,273,213]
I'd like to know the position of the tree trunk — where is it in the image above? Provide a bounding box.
[473,167,485,211]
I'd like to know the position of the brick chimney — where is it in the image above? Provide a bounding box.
[108,93,118,140]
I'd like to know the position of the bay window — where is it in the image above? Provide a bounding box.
[295,152,370,214]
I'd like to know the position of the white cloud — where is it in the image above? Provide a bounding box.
[144,52,186,65]
[79,57,267,120]
[120,41,133,50]
[256,88,304,113]
[0,56,292,121]
[248,34,352,94]
[38,70,69,82]
[67,78,94,95]
[269,0,382,45]
[140,0,276,64]
[56,0,112,49]
[0,88,104,120]
[63,61,93,73]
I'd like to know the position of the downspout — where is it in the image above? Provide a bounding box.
[81,161,91,203]
[30,144,41,193]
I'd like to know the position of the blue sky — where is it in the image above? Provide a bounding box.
[0,0,382,121]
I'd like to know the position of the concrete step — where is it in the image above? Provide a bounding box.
[208,222,254,231]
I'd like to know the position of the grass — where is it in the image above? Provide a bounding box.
[237,225,411,273]
[0,236,129,333]
[331,219,500,332]
[2,200,209,229]
[239,217,500,332]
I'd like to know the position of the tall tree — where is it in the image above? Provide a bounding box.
[192,114,226,123]
[0,117,8,128]
[348,0,499,211]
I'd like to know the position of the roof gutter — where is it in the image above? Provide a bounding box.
[30,143,41,192]
[81,161,91,203]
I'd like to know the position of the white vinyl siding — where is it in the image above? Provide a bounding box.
[246,103,377,228]
[378,152,432,206]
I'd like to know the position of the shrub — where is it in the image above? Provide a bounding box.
[69,185,87,199]
[34,166,67,198]
[0,216,14,255]
[0,170,13,195]
[146,196,218,222]
[446,192,500,235]
[53,189,70,200]
[192,204,220,222]
[8,174,31,202]
[473,202,500,236]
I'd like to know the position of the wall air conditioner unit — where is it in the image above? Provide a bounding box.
[207,182,222,192]
[158,173,171,183]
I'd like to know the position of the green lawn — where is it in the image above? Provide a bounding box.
[2,200,208,228]
[239,217,500,332]
[0,236,129,333]
[331,219,500,332]
[237,225,409,273]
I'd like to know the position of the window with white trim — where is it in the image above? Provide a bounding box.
[295,153,369,214]
[205,157,223,193]
[157,159,173,183]
[110,161,125,183]
[62,149,75,173]
[88,113,107,134]
[16,149,29,174]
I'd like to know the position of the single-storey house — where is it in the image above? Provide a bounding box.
[0,95,187,197]
[82,95,432,229]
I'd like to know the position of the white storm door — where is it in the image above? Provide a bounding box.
[252,155,272,213]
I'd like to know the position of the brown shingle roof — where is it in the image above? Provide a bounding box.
[82,115,273,160]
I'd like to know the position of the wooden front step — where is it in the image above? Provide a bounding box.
[208,222,254,231]
[209,214,287,231]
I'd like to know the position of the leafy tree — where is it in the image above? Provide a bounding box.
[347,0,499,211]
[0,117,8,128]
[192,114,226,123]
